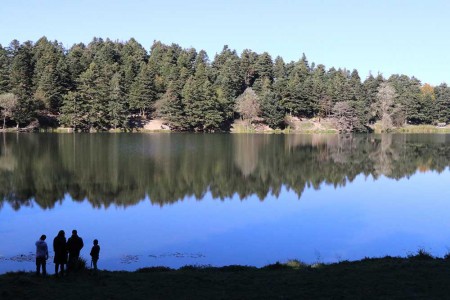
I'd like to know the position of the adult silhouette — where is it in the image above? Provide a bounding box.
[67,229,84,271]
[53,230,67,276]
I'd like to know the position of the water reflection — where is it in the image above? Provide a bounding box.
[1,133,450,210]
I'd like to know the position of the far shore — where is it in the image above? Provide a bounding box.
[3,117,450,134]
[2,252,450,299]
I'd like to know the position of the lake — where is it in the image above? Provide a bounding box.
[1,132,450,274]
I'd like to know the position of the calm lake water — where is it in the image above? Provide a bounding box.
[1,133,450,274]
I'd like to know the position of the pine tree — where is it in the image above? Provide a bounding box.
[281,54,314,117]
[62,62,110,130]
[252,52,273,93]
[172,47,197,94]
[240,49,258,88]
[0,45,10,94]
[108,72,128,130]
[154,84,185,130]
[418,83,435,124]
[212,46,243,127]
[311,64,327,117]
[34,64,63,112]
[260,81,285,129]
[32,38,69,113]
[363,73,384,123]
[349,69,363,102]
[182,60,223,131]
[434,83,450,123]
[59,91,84,130]
[273,56,286,83]
[120,38,147,95]
[388,75,422,124]
[129,62,157,117]
[10,41,35,126]
[66,43,90,87]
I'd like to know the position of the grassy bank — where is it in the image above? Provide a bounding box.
[2,254,450,299]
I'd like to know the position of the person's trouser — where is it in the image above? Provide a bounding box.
[36,257,46,275]
[55,263,65,276]
[92,258,98,270]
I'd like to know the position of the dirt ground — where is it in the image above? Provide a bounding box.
[143,119,170,131]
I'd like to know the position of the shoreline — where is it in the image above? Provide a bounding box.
[4,126,450,134]
[3,120,450,134]
[2,253,450,299]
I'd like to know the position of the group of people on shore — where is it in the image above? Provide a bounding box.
[34,230,100,276]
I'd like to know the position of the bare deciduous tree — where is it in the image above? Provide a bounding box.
[332,101,360,133]
[234,88,261,122]
[372,83,401,131]
[0,93,18,129]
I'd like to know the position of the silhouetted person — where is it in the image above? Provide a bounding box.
[90,239,100,272]
[35,234,48,276]
[53,230,67,276]
[67,229,84,271]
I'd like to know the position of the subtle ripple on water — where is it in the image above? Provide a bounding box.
[156,252,205,259]
[0,251,206,266]
[120,252,206,264]
[120,255,141,264]
[0,252,38,263]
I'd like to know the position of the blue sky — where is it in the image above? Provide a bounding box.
[1,0,449,85]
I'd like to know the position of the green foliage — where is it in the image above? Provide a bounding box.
[212,46,243,127]
[59,91,83,129]
[108,72,129,129]
[0,45,10,94]
[434,83,450,123]
[129,62,157,117]
[182,59,224,131]
[154,85,185,129]
[0,37,447,131]
[260,86,285,129]
[10,41,36,125]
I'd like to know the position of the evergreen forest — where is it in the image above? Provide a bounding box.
[0,37,448,132]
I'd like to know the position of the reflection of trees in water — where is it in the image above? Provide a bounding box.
[1,133,450,210]
[0,133,17,172]
[233,135,268,177]
[369,134,399,176]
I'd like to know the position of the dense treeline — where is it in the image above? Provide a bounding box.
[0,37,448,132]
[1,133,449,210]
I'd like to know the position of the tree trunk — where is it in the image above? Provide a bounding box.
[2,116,5,130]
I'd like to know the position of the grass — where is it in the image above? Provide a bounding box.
[3,255,450,299]
[395,125,450,133]
[371,123,450,133]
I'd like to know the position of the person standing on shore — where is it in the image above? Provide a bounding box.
[35,235,48,276]
[67,229,84,271]
[90,239,100,272]
[53,230,67,277]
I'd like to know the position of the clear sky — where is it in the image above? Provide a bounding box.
[1,0,449,85]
